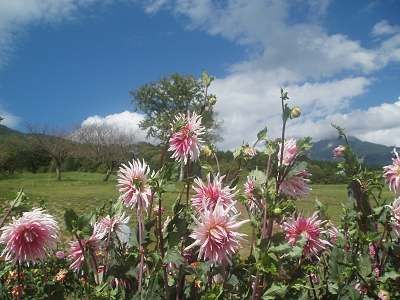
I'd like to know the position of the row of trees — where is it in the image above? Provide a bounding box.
[0,72,352,184]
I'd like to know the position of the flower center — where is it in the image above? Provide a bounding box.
[131,177,144,191]
[23,229,37,243]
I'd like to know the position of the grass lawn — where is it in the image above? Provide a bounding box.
[0,172,394,250]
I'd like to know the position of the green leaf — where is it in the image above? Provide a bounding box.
[380,271,400,283]
[359,255,372,279]
[64,209,78,232]
[163,248,184,266]
[248,169,267,187]
[262,283,287,299]
[257,126,268,141]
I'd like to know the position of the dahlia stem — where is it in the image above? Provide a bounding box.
[89,249,100,285]
[16,261,22,300]
[156,192,169,298]
[308,272,318,300]
[185,161,191,209]
[137,210,144,293]
[213,152,220,174]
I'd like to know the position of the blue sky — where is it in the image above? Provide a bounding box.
[0,0,399,148]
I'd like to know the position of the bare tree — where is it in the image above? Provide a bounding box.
[72,123,135,181]
[27,126,73,181]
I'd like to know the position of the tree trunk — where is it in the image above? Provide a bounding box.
[55,164,61,181]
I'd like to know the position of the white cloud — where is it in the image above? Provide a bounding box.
[212,74,372,149]
[372,20,400,37]
[143,0,169,13]
[81,111,150,143]
[0,107,21,128]
[142,0,400,149]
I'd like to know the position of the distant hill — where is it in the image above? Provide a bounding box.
[0,125,395,168]
[0,124,23,136]
[309,136,394,167]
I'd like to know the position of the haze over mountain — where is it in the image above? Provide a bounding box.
[308,136,394,167]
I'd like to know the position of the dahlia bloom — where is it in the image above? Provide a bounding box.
[93,212,131,244]
[244,176,261,214]
[279,170,311,199]
[68,236,100,272]
[389,196,400,237]
[282,212,331,258]
[168,112,205,164]
[243,146,257,158]
[0,208,59,264]
[185,201,248,265]
[191,174,236,213]
[326,224,339,244]
[333,145,346,158]
[278,138,298,166]
[383,148,400,194]
[117,159,152,210]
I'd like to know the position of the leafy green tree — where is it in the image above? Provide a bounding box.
[130,72,220,163]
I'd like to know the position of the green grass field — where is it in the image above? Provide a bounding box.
[0,172,393,242]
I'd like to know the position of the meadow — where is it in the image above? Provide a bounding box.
[0,172,392,237]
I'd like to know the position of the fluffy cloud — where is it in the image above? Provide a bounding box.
[141,0,400,149]
[0,107,21,129]
[372,20,400,37]
[81,111,149,142]
[212,74,372,149]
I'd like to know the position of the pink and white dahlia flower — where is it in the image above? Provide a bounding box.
[279,170,311,199]
[390,197,400,237]
[191,174,236,213]
[282,212,330,258]
[117,159,152,210]
[168,112,205,164]
[333,145,346,158]
[68,236,100,272]
[93,212,131,244]
[244,176,261,214]
[243,146,257,158]
[383,148,400,194]
[185,201,248,265]
[0,208,59,264]
[278,138,298,166]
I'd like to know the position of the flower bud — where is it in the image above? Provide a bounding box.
[378,290,390,300]
[273,207,282,216]
[202,145,213,158]
[290,106,301,119]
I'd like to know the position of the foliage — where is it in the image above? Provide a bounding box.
[0,86,399,300]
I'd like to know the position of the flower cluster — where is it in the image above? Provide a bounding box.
[168,112,205,164]
[383,148,400,194]
[278,138,298,166]
[191,174,236,213]
[244,176,262,214]
[185,201,248,265]
[279,170,311,199]
[282,212,331,258]
[117,159,152,210]
[0,208,59,264]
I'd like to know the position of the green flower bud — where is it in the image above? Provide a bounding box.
[290,106,301,119]
[273,208,282,215]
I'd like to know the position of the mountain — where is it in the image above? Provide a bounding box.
[0,124,23,136]
[309,136,394,167]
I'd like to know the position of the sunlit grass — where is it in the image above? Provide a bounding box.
[0,172,393,253]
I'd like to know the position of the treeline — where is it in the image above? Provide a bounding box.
[0,128,346,184]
